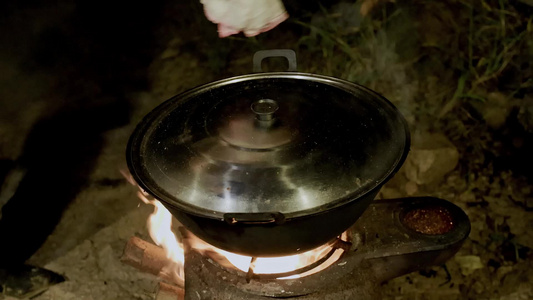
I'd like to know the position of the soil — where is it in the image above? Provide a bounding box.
[0,0,532,299]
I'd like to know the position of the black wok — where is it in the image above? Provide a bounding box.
[127,50,410,256]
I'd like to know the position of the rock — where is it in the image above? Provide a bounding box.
[378,187,403,199]
[458,190,476,203]
[496,266,514,282]
[483,92,512,129]
[511,220,533,250]
[404,181,418,196]
[472,281,485,294]
[404,132,459,185]
[454,255,484,276]
[498,267,533,297]
[468,219,486,243]
[470,92,512,129]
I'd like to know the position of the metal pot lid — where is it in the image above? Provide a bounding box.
[127,72,410,219]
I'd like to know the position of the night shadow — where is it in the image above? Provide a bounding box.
[0,98,129,267]
[0,0,166,268]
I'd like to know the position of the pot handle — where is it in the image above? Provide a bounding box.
[224,212,286,225]
[253,49,297,72]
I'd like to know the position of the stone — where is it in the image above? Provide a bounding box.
[454,255,483,276]
[458,190,476,203]
[404,132,459,185]
[473,281,485,294]
[378,187,403,199]
[404,181,418,196]
[481,92,512,129]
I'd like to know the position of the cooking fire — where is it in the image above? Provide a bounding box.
[138,189,349,283]
[122,50,471,299]
[122,183,470,299]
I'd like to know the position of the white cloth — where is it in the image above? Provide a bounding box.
[200,0,288,38]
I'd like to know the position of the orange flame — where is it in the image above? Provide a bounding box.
[122,169,345,281]
[186,233,343,278]
[137,190,185,285]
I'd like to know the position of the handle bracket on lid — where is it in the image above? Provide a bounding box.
[253,49,297,72]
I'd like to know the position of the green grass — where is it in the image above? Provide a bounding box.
[291,0,532,119]
[438,0,533,117]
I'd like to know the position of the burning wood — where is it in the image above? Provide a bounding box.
[156,282,184,300]
[121,236,184,299]
[121,169,185,283]
[121,236,184,286]
[122,169,348,282]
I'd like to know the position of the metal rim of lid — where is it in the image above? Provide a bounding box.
[126,72,411,220]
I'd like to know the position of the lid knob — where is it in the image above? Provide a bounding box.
[251,99,279,121]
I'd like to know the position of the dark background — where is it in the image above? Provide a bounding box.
[0,0,532,298]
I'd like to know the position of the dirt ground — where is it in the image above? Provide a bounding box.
[0,0,532,299]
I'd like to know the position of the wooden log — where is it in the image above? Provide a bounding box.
[121,236,168,276]
[121,236,185,294]
[156,282,185,300]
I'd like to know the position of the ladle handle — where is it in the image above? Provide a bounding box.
[253,49,297,72]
